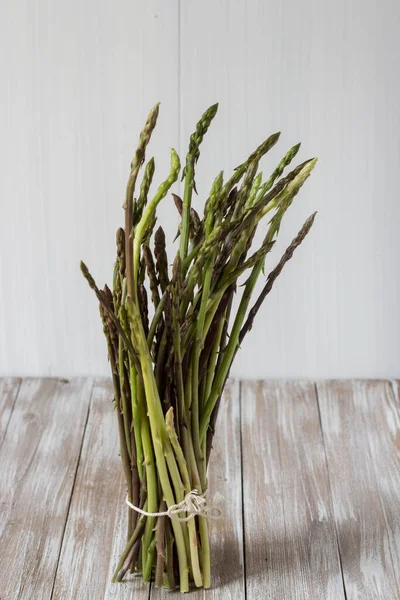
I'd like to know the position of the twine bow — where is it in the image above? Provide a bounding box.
[126,489,223,522]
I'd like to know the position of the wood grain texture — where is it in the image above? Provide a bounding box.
[0,0,180,378]
[317,380,400,599]
[0,377,21,445]
[241,380,344,600]
[364,381,400,592]
[152,379,244,599]
[0,378,92,600]
[2,1,400,379]
[52,378,149,600]
[2,377,400,598]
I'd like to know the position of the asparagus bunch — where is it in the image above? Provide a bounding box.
[81,103,317,592]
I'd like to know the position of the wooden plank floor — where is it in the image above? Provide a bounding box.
[0,378,399,599]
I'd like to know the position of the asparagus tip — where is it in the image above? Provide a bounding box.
[293,142,301,153]
[80,261,95,289]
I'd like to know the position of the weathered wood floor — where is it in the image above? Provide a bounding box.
[1,378,399,599]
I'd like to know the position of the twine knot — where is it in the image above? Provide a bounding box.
[126,489,223,522]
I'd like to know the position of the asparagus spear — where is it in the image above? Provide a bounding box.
[81,103,318,593]
[180,103,219,259]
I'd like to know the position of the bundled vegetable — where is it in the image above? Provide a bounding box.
[81,103,317,592]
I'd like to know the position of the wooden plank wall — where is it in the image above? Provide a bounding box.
[2,0,400,380]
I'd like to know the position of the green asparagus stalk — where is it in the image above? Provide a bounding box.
[81,103,317,593]
[133,149,180,292]
[154,502,167,587]
[180,103,219,259]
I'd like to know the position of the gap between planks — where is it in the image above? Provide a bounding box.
[317,380,400,600]
[2,378,400,600]
[49,380,94,600]
[0,377,22,448]
[314,382,348,600]
[0,377,93,600]
[241,380,345,600]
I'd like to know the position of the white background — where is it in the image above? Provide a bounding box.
[1,0,399,379]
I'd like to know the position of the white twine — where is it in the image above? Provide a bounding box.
[126,489,223,522]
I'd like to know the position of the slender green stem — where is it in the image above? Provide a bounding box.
[200,261,263,442]
[180,103,219,259]
[180,160,194,260]
[166,408,203,587]
[185,362,193,412]
[204,316,225,405]
[103,332,133,512]
[112,509,147,582]
[147,295,165,348]
[137,375,158,580]
[155,502,166,587]
[165,520,176,590]
[127,297,189,592]
[129,361,143,482]
[191,250,215,488]
[133,150,180,291]
[119,338,132,461]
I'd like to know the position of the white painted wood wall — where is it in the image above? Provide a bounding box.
[1,0,399,378]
